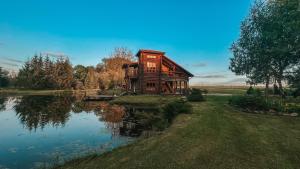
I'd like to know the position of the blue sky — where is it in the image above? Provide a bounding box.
[0,0,252,85]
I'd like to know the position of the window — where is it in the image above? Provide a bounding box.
[147,55,157,59]
[146,82,156,91]
[146,62,156,72]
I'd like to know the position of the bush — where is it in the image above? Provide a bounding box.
[246,86,262,96]
[187,88,205,102]
[246,86,255,95]
[162,100,192,121]
[273,84,281,95]
[229,95,269,111]
[293,88,300,98]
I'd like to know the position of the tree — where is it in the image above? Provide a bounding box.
[98,47,134,89]
[16,55,74,90]
[230,0,300,97]
[230,0,273,96]
[0,67,9,87]
[53,58,73,89]
[73,65,88,84]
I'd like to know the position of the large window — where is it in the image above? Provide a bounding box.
[146,62,156,72]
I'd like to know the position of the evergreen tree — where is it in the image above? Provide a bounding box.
[0,67,9,87]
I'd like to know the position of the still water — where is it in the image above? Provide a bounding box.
[0,95,156,169]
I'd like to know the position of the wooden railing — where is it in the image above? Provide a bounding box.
[127,69,138,78]
[161,71,185,78]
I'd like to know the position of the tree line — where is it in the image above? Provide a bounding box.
[0,47,134,90]
[230,0,300,96]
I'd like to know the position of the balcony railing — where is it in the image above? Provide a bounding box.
[161,71,185,78]
[127,69,138,78]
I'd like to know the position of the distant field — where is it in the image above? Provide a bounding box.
[192,86,249,95]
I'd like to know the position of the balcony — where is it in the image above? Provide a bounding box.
[127,69,138,79]
[161,71,185,80]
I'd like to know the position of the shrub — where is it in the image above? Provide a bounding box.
[229,95,269,111]
[246,86,262,96]
[246,86,255,95]
[162,100,192,121]
[273,84,281,95]
[187,88,205,102]
[293,88,300,98]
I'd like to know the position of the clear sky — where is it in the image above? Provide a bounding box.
[0,0,253,85]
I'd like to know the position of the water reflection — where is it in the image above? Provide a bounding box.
[0,96,7,111]
[12,95,162,137]
[0,95,142,169]
[14,95,74,131]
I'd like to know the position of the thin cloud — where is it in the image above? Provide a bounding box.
[192,62,207,67]
[194,74,226,78]
[0,62,20,67]
[1,57,24,63]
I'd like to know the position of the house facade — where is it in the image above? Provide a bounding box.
[123,50,193,95]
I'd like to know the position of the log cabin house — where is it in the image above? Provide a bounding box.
[123,49,194,95]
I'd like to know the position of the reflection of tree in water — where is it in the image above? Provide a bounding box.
[14,95,74,131]
[119,106,162,137]
[0,96,7,111]
[72,101,101,113]
[98,103,125,136]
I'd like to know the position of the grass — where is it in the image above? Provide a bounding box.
[57,95,300,169]
[111,95,181,106]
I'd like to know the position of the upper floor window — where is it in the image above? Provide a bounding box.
[147,55,157,59]
[146,62,156,72]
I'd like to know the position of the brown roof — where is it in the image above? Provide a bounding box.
[135,49,194,77]
[136,49,165,56]
[163,55,194,77]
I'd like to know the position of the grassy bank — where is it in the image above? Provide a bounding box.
[57,96,300,169]
[110,95,181,106]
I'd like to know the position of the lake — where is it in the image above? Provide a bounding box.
[0,95,158,169]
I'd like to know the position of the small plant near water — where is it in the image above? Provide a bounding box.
[162,100,192,122]
[187,88,205,102]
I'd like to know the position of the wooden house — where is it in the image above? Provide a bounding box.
[123,49,194,95]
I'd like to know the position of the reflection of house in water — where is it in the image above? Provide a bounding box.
[123,50,194,95]
[98,103,160,137]
[120,106,161,137]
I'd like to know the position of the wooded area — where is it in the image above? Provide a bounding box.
[0,47,134,90]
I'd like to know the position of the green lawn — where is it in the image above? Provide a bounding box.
[110,95,181,106]
[57,96,300,169]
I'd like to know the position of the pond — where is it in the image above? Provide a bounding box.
[0,95,160,169]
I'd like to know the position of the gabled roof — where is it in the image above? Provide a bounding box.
[136,49,165,57]
[163,55,194,77]
[135,49,194,77]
